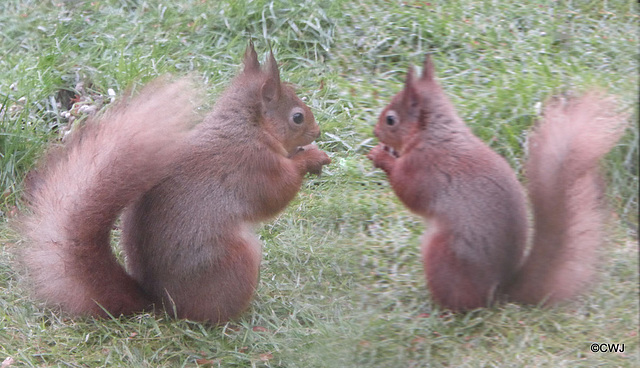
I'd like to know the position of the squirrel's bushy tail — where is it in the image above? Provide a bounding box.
[508,92,626,305]
[16,78,201,316]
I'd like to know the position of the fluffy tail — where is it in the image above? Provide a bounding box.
[16,77,201,317]
[507,92,626,305]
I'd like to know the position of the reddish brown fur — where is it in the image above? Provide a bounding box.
[422,221,496,310]
[369,56,626,311]
[16,43,330,323]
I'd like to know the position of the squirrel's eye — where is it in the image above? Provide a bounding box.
[292,112,304,125]
[386,115,396,126]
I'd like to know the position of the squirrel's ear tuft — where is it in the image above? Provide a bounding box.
[243,40,260,73]
[421,54,436,82]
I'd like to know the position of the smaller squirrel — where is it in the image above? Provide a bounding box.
[16,42,331,323]
[368,56,625,311]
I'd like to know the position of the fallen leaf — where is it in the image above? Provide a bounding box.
[252,326,269,333]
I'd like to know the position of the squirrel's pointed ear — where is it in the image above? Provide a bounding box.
[421,54,436,82]
[265,50,281,84]
[262,49,282,104]
[262,48,281,104]
[402,66,419,111]
[243,40,260,73]
[405,65,417,89]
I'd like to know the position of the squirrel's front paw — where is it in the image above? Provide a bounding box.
[367,144,383,162]
[297,145,331,175]
[368,144,394,169]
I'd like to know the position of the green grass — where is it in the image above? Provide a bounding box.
[1,0,638,366]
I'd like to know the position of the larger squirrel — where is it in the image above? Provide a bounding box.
[368,56,625,311]
[16,43,331,323]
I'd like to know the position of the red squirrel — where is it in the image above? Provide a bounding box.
[16,43,331,323]
[368,56,625,311]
